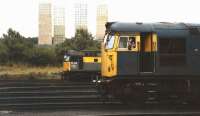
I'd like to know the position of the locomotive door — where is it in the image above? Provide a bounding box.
[139,33,157,73]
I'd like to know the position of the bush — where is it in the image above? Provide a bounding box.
[30,46,57,66]
[0,28,101,66]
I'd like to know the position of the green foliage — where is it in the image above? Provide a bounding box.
[0,41,9,63]
[54,29,100,64]
[3,28,24,40]
[30,46,57,66]
[0,28,101,66]
[71,29,100,51]
[0,29,35,64]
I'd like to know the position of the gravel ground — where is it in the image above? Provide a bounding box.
[1,109,200,116]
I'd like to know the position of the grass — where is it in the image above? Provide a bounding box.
[0,65,63,79]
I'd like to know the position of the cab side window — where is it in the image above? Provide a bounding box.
[105,35,115,49]
[119,37,128,48]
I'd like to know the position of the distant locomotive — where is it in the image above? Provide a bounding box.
[63,50,101,81]
[99,22,200,104]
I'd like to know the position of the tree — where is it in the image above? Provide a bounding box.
[72,29,100,51]
[30,46,57,66]
[1,28,35,64]
[0,28,101,66]
[55,39,73,64]
[3,28,24,40]
[0,40,8,64]
[27,37,38,44]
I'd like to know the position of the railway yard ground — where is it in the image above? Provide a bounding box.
[1,109,200,116]
[0,79,199,116]
[0,66,200,116]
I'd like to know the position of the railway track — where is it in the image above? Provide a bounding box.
[0,79,122,111]
[0,79,200,116]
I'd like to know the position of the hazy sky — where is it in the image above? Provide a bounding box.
[0,0,200,38]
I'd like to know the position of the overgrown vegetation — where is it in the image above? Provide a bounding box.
[0,28,100,66]
[0,65,62,79]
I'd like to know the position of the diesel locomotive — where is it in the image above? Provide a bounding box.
[99,22,200,104]
[63,50,101,81]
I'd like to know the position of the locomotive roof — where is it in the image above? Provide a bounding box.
[106,22,200,38]
[106,22,188,32]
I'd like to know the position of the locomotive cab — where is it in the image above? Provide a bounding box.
[63,50,101,81]
[102,27,158,79]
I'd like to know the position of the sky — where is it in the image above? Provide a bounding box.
[0,0,200,38]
